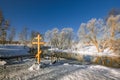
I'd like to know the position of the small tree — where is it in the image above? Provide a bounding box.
[45,30,52,46]
[59,28,73,49]
[19,27,28,44]
[8,27,16,43]
[51,28,59,48]
[0,10,9,44]
[30,31,36,41]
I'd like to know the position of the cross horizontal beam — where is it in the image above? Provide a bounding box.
[34,37,42,40]
[32,42,45,45]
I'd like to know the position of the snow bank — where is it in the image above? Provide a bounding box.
[28,63,41,71]
[0,60,6,65]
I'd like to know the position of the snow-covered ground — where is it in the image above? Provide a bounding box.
[49,45,119,57]
[0,45,119,80]
[0,59,120,80]
[0,45,29,57]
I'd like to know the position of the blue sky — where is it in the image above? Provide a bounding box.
[0,0,120,34]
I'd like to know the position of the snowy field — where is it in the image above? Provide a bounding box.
[0,59,120,80]
[0,45,29,57]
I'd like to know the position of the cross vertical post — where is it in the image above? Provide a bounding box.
[32,34,45,64]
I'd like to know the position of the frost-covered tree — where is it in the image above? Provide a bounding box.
[107,15,120,39]
[77,23,87,43]
[45,28,59,48]
[78,18,106,52]
[106,15,120,52]
[59,28,73,49]
[51,28,59,48]
[106,8,120,20]
[45,30,52,46]
[45,28,73,49]
[77,14,120,53]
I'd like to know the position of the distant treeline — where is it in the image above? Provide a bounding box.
[0,41,20,44]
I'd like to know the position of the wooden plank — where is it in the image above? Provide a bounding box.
[32,42,45,45]
[34,37,42,40]
[39,42,45,45]
[32,42,38,44]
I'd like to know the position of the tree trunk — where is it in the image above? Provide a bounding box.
[90,38,100,52]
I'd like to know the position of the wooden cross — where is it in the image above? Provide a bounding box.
[32,34,45,64]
